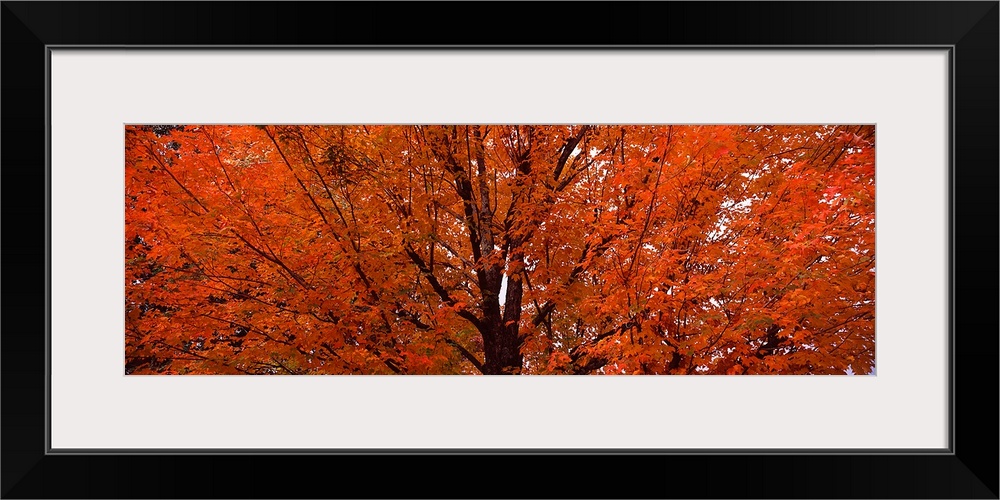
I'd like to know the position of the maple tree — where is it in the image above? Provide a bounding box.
[125,124,875,375]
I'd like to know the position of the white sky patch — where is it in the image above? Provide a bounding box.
[499,274,508,308]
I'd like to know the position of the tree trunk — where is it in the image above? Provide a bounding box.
[482,327,523,374]
[482,268,525,374]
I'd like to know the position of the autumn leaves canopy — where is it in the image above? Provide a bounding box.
[125,125,875,375]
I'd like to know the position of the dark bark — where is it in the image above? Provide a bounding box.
[477,125,525,374]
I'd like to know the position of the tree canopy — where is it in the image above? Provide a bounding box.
[125,124,875,375]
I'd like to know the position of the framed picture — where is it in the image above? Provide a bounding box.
[3,2,996,498]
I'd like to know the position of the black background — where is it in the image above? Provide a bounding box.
[2,2,997,498]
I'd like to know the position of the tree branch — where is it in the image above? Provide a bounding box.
[444,338,485,373]
[403,244,485,333]
[552,125,591,183]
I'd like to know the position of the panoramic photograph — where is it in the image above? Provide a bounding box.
[125,125,875,375]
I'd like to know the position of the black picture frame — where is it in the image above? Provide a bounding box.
[3,2,996,498]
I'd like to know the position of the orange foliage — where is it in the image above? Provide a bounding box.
[125,125,875,375]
